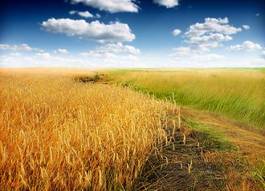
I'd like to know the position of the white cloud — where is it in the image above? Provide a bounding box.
[0,53,91,68]
[168,18,265,67]
[55,48,69,54]
[229,41,263,51]
[69,10,77,15]
[81,42,140,57]
[0,43,141,68]
[169,46,265,68]
[171,46,192,56]
[69,10,94,18]
[1,47,265,68]
[185,17,242,50]
[87,42,140,66]
[35,52,52,59]
[41,18,135,43]
[153,0,179,8]
[0,43,33,52]
[242,25,250,30]
[70,0,138,13]
[0,52,90,68]
[171,46,224,62]
[78,11,93,18]
[172,29,181,36]
[80,43,140,67]
[95,13,101,18]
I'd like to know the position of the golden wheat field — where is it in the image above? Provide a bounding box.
[0,70,174,190]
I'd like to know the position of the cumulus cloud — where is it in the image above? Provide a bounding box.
[0,43,33,52]
[55,48,69,54]
[229,41,263,51]
[0,43,141,68]
[153,0,179,8]
[81,42,140,56]
[35,52,52,59]
[185,17,242,50]
[171,46,224,62]
[41,18,135,43]
[70,0,138,13]
[69,10,94,18]
[69,10,77,15]
[0,52,90,68]
[168,18,265,67]
[80,43,140,66]
[171,46,192,56]
[172,29,181,36]
[242,25,250,30]
[80,42,141,67]
[95,13,101,18]
[169,46,265,67]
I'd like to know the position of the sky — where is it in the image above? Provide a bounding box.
[0,0,265,68]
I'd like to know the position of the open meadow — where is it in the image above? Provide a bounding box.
[109,69,265,131]
[0,68,264,190]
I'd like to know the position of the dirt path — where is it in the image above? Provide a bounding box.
[183,108,265,165]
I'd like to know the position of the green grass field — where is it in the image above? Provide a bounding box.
[108,69,265,131]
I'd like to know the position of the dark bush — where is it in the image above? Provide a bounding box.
[74,73,107,83]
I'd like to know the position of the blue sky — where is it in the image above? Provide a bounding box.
[0,0,265,68]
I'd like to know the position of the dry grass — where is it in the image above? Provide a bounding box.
[0,71,172,190]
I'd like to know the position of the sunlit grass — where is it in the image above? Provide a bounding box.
[0,72,172,190]
[0,69,264,190]
[184,118,236,151]
[109,69,265,130]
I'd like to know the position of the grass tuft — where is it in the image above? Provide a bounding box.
[184,118,236,151]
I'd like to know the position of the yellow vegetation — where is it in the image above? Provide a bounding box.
[0,71,171,190]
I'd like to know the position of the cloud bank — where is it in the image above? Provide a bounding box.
[229,41,263,51]
[81,42,140,57]
[0,43,141,68]
[0,44,33,52]
[41,18,135,43]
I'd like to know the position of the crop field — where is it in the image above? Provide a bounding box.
[0,69,264,191]
[0,69,175,190]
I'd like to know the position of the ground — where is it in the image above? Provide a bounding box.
[133,106,265,190]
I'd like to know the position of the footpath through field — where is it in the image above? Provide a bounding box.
[183,107,265,165]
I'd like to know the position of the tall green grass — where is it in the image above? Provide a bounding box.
[108,69,265,131]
